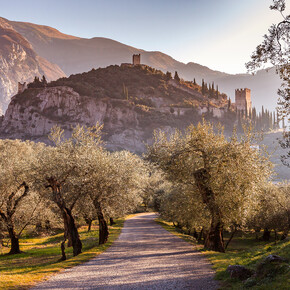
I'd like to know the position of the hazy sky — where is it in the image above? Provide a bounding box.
[1,0,288,74]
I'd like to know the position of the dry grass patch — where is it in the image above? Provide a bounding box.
[0,219,124,289]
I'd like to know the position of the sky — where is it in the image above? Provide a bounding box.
[1,0,288,74]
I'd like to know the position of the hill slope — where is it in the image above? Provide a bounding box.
[3,17,281,112]
[0,65,228,152]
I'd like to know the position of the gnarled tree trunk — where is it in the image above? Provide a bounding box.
[204,220,225,252]
[194,168,225,252]
[7,224,20,254]
[47,177,82,257]
[280,229,288,240]
[262,228,271,241]
[109,217,115,226]
[60,238,67,261]
[62,207,82,256]
[84,217,93,232]
[198,227,204,242]
[94,200,109,245]
[0,182,30,255]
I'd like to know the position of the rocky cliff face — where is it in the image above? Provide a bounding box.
[0,18,65,114]
[1,86,145,151]
[0,65,228,153]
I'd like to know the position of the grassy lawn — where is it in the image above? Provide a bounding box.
[156,218,290,289]
[0,219,124,289]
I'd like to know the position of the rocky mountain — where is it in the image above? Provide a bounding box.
[0,65,229,153]
[0,18,65,114]
[0,17,281,114]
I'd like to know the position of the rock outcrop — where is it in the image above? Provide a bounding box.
[226,265,254,280]
[0,18,65,114]
[1,86,145,151]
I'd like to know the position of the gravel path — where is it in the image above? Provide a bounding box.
[34,213,218,289]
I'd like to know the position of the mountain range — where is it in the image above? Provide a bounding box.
[0,17,282,115]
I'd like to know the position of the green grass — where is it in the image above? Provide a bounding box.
[156,218,290,289]
[0,219,124,289]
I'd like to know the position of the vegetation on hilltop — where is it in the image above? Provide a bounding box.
[47,65,224,104]
[21,65,279,136]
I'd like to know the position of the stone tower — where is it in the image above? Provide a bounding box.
[132,54,141,65]
[235,88,252,115]
[18,82,27,94]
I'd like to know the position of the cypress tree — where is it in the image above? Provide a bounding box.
[205,83,208,94]
[174,71,180,82]
[41,75,47,86]
[202,79,205,95]
[166,71,172,80]
[228,98,231,109]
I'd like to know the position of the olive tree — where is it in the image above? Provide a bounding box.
[146,121,273,252]
[0,140,42,254]
[140,165,166,212]
[79,149,144,245]
[158,184,209,238]
[36,124,103,259]
[247,182,290,241]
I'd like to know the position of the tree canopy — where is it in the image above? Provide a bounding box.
[146,121,274,252]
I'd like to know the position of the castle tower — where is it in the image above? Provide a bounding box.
[235,88,252,115]
[18,82,27,94]
[132,54,141,65]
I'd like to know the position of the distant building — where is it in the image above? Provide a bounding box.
[132,54,141,65]
[233,88,252,115]
[18,82,27,94]
[250,144,260,150]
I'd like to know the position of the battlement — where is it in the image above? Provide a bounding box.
[235,88,251,93]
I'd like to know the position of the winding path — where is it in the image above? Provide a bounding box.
[35,213,218,289]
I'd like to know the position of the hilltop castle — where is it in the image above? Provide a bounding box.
[233,88,252,115]
[121,54,141,67]
[132,54,141,65]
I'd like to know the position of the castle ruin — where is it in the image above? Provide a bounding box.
[132,54,141,65]
[18,82,27,94]
[234,88,252,115]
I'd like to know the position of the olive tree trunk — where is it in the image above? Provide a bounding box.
[262,228,271,241]
[109,217,115,226]
[47,177,82,257]
[7,224,21,254]
[194,168,225,252]
[62,207,82,256]
[84,217,93,232]
[0,182,30,255]
[204,220,225,252]
[93,200,109,245]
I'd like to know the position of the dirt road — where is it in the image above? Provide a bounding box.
[34,213,218,289]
